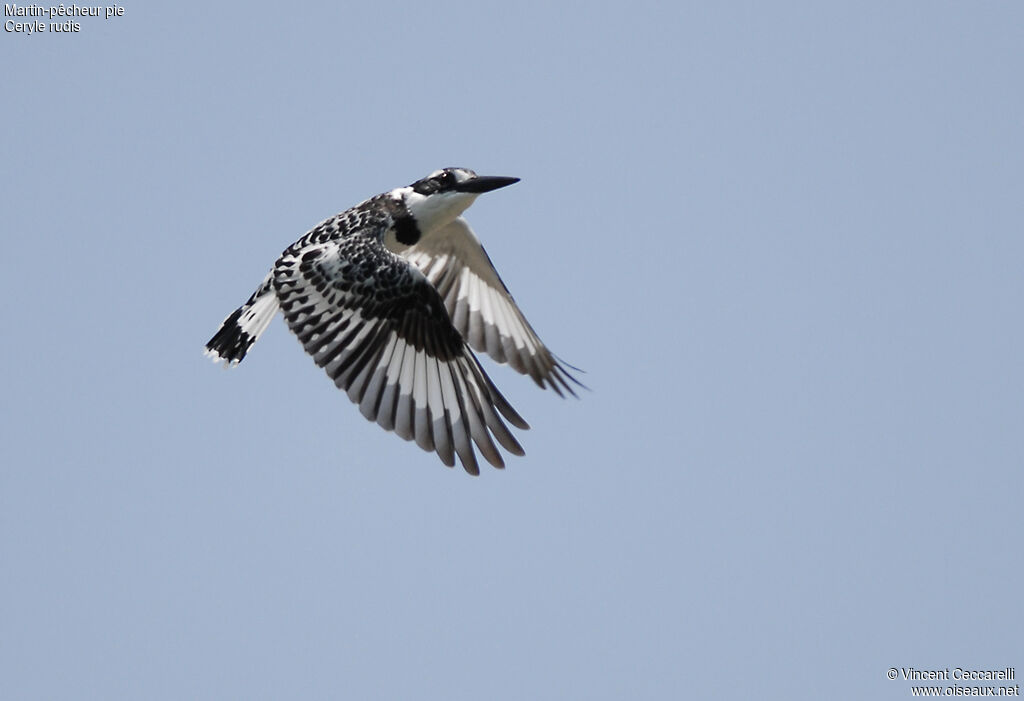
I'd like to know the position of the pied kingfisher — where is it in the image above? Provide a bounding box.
[205,168,580,474]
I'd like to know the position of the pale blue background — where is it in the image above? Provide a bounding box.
[2,2,1021,699]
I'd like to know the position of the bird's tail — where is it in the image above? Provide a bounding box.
[204,272,279,366]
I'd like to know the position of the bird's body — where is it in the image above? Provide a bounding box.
[205,168,579,474]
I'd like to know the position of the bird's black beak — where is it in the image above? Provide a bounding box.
[453,175,520,194]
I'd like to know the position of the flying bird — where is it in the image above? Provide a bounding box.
[205,168,580,474]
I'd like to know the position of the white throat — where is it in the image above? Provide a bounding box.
[398,188,479,235]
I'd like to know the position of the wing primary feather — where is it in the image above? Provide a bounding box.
[551,366,579,398]
[428,358,454,467]
[442,360,477,474]
[340,322,387,396]
[469,367,526,457]
[467,278,486,349]
[358,332,400,421]
[376,337,405,431]
[453,361,504,469]
[394,342,418,442]
[347,325,390,407]
[412,349,435,452]
[395,389,415,442]
[451,296,469,336]
[470,354,530,431]
[479,284,505,362]
[544,363,567,398]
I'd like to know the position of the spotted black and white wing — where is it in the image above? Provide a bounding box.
[273,236,529,474]
[388,217,581,396]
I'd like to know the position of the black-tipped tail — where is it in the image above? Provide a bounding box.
[204,273,279,367]
[205,307,255,365]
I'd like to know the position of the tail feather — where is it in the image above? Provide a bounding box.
[204,272,279,366]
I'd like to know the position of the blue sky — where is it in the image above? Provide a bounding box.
[2,3,1022,699]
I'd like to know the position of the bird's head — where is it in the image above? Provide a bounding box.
[396,168,519,234]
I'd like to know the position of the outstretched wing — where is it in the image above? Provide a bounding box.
[389,217,581,396]
[273,237,529,475]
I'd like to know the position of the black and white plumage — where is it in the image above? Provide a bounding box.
[205,168,580,474]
